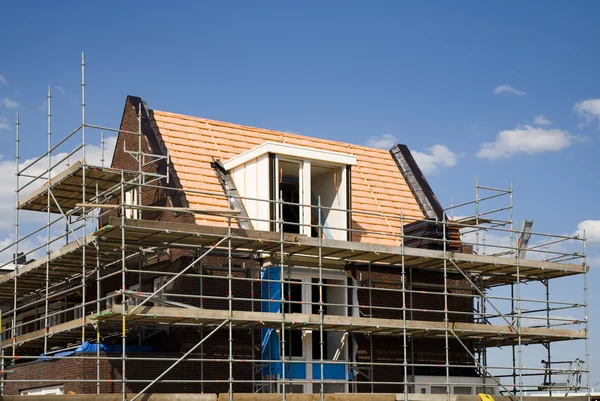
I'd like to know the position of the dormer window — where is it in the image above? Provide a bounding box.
[223,142,356,241]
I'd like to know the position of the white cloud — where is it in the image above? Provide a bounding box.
[573,220,600,242]
[0,136,117,236]
[0,75,7,85]
[574,99,600,124]
[493,84,527,96]
[1,97,19,109]
[476,125,573,160]
[411,144,457,175]
[534,115,551,126]
[0,116,9,130]
[366,134,397,149]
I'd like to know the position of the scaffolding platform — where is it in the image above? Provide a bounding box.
[94,218,586,285]
[0,234,136,302]
[18,162,137,214]
[0,305,585,354]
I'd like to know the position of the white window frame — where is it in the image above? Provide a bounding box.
[125,188,139,219]
[279,268,349,393]
[273,155,348,239]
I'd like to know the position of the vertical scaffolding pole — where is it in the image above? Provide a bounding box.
[228,194,234,401]
[137,104,143,221]
[81,52,87,344]
[443,215,450,400]
[368,261,374,394]
[44,86,51,355]
[401,210,408,401]
[0,343,4,396]
[100,131,105,167]
[318,196,325,401]
[96,180,101,394]
[475,177,480,255]
[96,244,101,394]
[516,223,523,400]
[120,170,127,401]
[12,114,20,365]
[279,194,286,400]
[583,233,590,401]
[544,275,552,396]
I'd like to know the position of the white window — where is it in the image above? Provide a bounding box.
[20,385,64,395]
[224,142,355,240]
[272,157,349,241]
[125,189,139,219]
[272,268,349,393]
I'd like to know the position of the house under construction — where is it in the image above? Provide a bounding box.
[0,56,591,401]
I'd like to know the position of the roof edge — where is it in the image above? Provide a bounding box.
[389,144,445,221]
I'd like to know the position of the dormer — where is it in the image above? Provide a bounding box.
[223,142,356,241]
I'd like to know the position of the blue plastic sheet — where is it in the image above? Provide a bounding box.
[40,341,153,361]
[261,265,282,376]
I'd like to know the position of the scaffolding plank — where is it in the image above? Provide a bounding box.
[88,306,583,347]
[18,162,138,214]
[92,218,586,286]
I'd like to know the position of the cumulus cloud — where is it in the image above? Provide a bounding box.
[1,97,19,109]
[0,75,7,85]
[493,84,527,96]
[0,136,117,235]
[412,144,457,175]
[366,134,397,149]
[0,116,9,130]
[574,99,600,124]
[573,220,600,242]
[476,125,573,160]
[534,115,551,126]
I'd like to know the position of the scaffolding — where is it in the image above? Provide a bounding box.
[0,55,591,401]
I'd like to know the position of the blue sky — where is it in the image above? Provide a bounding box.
[0,0,599,390]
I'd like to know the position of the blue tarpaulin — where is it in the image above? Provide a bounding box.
[261,265,282,376]
[40,341,153,361]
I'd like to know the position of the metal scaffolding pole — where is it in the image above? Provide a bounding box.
[120,170,127,401]
[583,233,591,401]
[401,210,408,401]
[44,86,51,356]
[81,52,88,345]
[129,319,229,401]
[443,215,450,400]
[278,194,286,400]
[12,114,20,365]
[228,197,234,401]
[318,195,325,401]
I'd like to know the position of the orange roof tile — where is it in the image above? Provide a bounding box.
[152,110,424,245]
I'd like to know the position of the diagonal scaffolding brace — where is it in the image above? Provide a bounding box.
[129,318,229,401]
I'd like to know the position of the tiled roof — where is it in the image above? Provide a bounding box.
[152,110,425,245]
